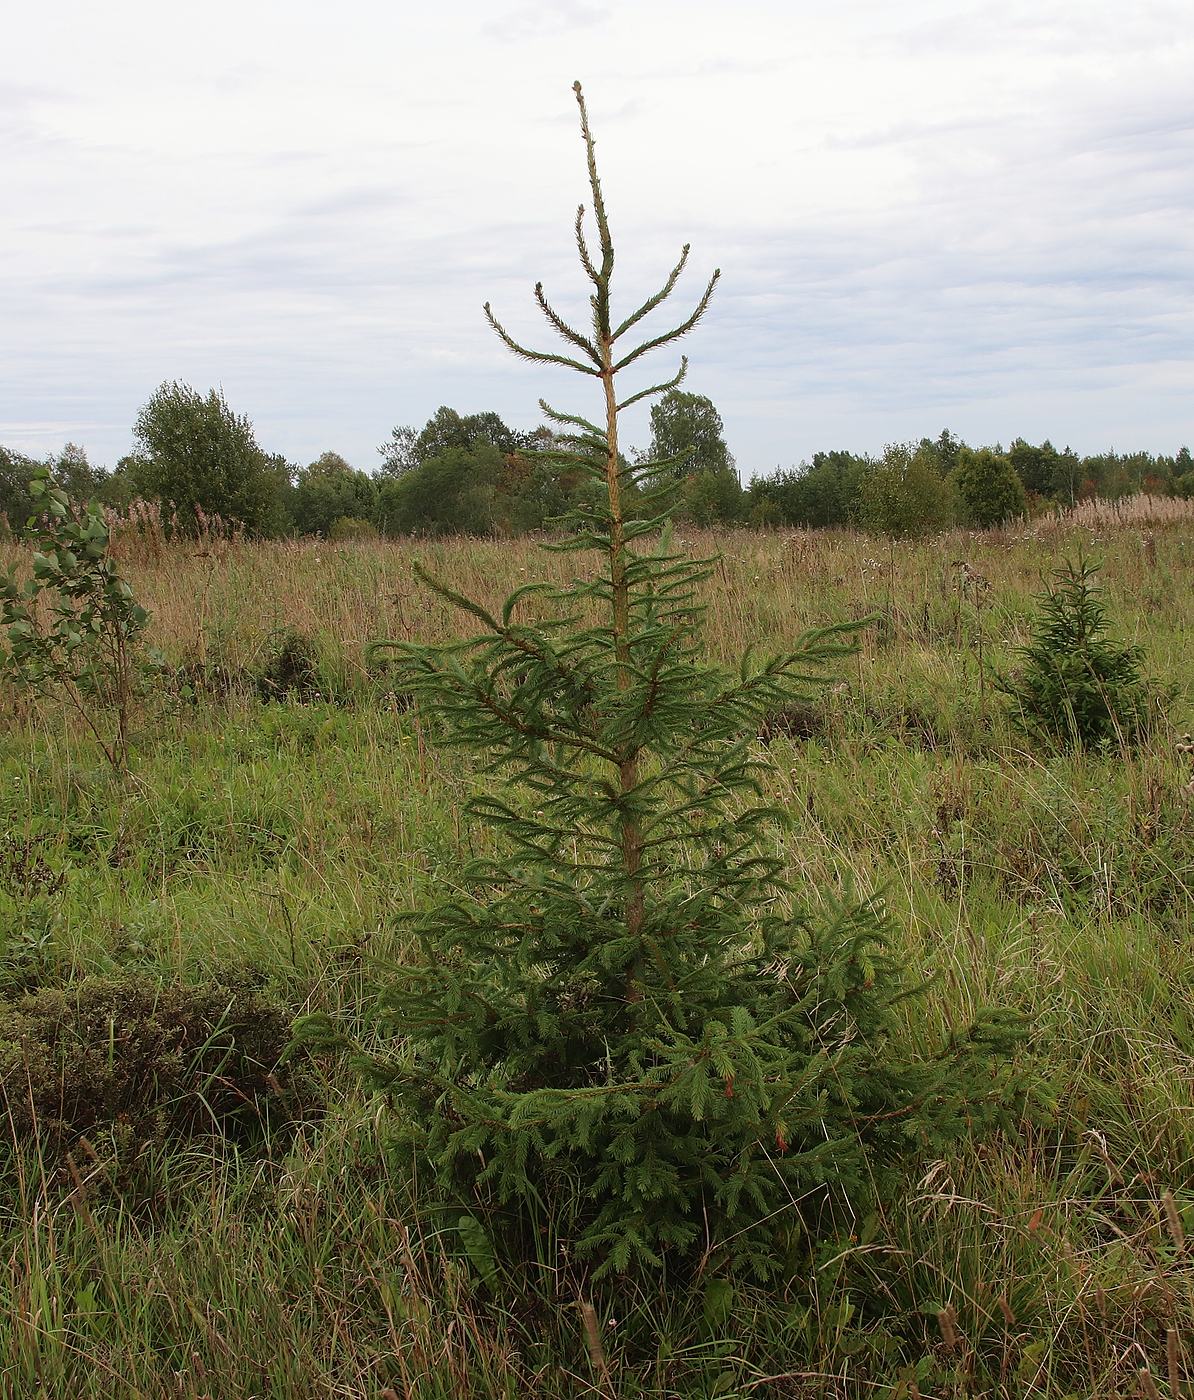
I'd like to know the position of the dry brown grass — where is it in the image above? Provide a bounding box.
[4,499,1187,680]
[1034,493,1194,532]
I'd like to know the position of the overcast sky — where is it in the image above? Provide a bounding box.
[3,0,1191,476]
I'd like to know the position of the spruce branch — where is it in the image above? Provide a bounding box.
[483,302,601,377]
[574,205,600,286]
[538,399,605,438]
[410,560,503,631]
[573,82,613,273]
[534,282,603,365]
[617,358,689,412]
[624,447,693,480]
[611,244,690,342]
[459,675,615,761]
[612,269,720,373]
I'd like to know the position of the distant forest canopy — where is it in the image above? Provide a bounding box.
[2,381,1192,540]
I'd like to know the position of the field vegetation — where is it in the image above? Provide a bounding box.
[3,75,1192,1400]
[1,502,1191,1398]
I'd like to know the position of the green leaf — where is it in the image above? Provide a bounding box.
[456,1214,499,1291]
[702,1278,735,1331]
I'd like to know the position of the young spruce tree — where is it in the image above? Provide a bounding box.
[997,555,1157,749]
[362,84,1022,1281]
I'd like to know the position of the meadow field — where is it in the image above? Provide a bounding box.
[1,500,1191,1398]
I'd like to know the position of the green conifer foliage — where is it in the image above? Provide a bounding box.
[360,84,1024,1281]
[998,557,1156,749]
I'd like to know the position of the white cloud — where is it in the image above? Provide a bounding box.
[2,0,1191,471]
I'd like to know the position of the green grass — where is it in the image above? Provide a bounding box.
[0,521,1190,1397]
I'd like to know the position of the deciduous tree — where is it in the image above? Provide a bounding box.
[951,446,1027,527]
[129,381,280,534]
[647,388,734,480]
[291,452,379,536]
[859,442,957,536]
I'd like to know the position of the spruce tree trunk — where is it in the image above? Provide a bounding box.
[601,343,646,958]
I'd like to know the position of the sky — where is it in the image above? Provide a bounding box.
[3,0,1191,477]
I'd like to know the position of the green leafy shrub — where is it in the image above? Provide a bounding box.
[951,447,1027,527]
[0,469,149,769]
[998,557,1159,749]
[327,515,379,543]
[376,444,503,536]
[326,84,1030,1287]
[0,970,320,1162]
[677,467,742,525]
[858,444,957,537]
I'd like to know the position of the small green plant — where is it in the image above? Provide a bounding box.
[256,627,323,702]
[0,469,148,769]
[0,834,66,991]
[335,83,1026,1285]
[998,556,1158,749]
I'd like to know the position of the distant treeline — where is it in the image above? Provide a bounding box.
[3,381,1191,540]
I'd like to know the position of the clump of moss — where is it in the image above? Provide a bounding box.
[0,969,320,1165]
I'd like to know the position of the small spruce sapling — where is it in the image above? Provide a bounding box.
[357,84,1024,1281]
[998,555,1157,750]
[0,469,148,770]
